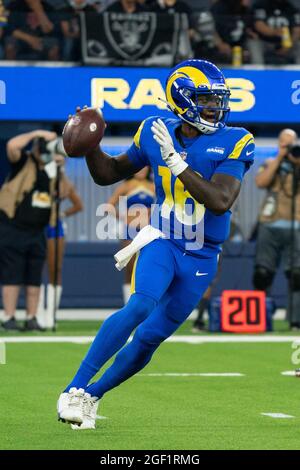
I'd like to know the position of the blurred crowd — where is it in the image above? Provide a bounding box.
[0,0,299,64]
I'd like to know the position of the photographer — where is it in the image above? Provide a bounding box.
[253,128,300,330]
[0,130,65,331]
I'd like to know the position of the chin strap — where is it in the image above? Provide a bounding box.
[159,96,221,135]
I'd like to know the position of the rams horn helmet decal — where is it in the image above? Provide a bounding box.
[165,59,231,134]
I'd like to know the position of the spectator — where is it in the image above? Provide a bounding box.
[5,2,60,60]
[147,0,191,15]
[211,0,252,64]
[93,0,114,11]
[191,8,216,63]
[105,0,145,13]
[0,130,64,331]
[45,171,83,329]
[253,129,300,330]
[0,0,8,59]
[184,0,209,10]
[248,0,300,64]
[60,0,97,61]
[147,0,193,61]
[7,0,55,34]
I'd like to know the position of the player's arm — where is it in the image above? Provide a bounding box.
[85,117,149,186]
[178,170,241,215]
[152,119,253,215]
[85,148,137,186]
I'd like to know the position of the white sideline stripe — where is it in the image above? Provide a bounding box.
[261,413,295,419]
[96,415,108,420]
[166,335,300,344]
[1,335,300,344]
[281,370,299,376]
[138,373,245,377]
[0,337,94,344]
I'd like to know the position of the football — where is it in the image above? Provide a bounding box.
[62,107,105,157]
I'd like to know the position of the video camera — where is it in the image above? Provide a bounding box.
[288,144,300,159]
[34,137,67,164]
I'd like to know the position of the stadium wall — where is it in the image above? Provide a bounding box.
[0,241,288,309]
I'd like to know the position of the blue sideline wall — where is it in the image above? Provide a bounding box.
[0,242,288,310]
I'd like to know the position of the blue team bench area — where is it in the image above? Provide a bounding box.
[0,241,288,311]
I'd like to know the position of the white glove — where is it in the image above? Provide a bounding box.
[151,119,188,177]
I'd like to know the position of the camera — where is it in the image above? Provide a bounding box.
[34,137,67,164]
[288,143,300,159]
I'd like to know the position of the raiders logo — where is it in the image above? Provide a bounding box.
[103,12,156,60]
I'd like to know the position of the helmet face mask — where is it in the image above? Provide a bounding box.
[165,60,231,134]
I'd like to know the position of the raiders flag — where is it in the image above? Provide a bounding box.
[81,12,187,66]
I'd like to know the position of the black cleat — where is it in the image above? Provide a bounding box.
[1,317,22,331]
[192,321,207,333]
[291,323,300,331]
[23,317,46,332]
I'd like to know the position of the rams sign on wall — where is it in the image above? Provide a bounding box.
[0,66,299,123]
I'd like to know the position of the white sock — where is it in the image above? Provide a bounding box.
[46,284,62,329]
[122,284,131,305]
[36,284,46,328]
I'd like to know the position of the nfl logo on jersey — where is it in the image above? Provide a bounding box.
[180,151,188,161]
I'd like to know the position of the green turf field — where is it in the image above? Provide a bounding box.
[1,320,300,450]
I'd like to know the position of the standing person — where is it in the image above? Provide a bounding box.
[57,59,254,430]
[45,172,83,329]
[106,167,155,305]
[253,129,300,330]
[0,130,60,331]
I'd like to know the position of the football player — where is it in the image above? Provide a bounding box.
[57,59,255,429]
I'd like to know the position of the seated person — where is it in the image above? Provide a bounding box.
[248,0,300,65]
[146,0,194,61]
[5,1,60,60]
[211,0,252,64]
[104,0,145,13]
[60,0,97,61]
[0,0,8,59]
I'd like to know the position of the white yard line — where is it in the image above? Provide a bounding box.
[138,373,245,377]
[0,335,300,344]
[261,413,295,419]
[166,335,300,344]
[0,336,94,344]
[281,370,300,377]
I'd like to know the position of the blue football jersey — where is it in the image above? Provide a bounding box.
[127,116,254,257]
